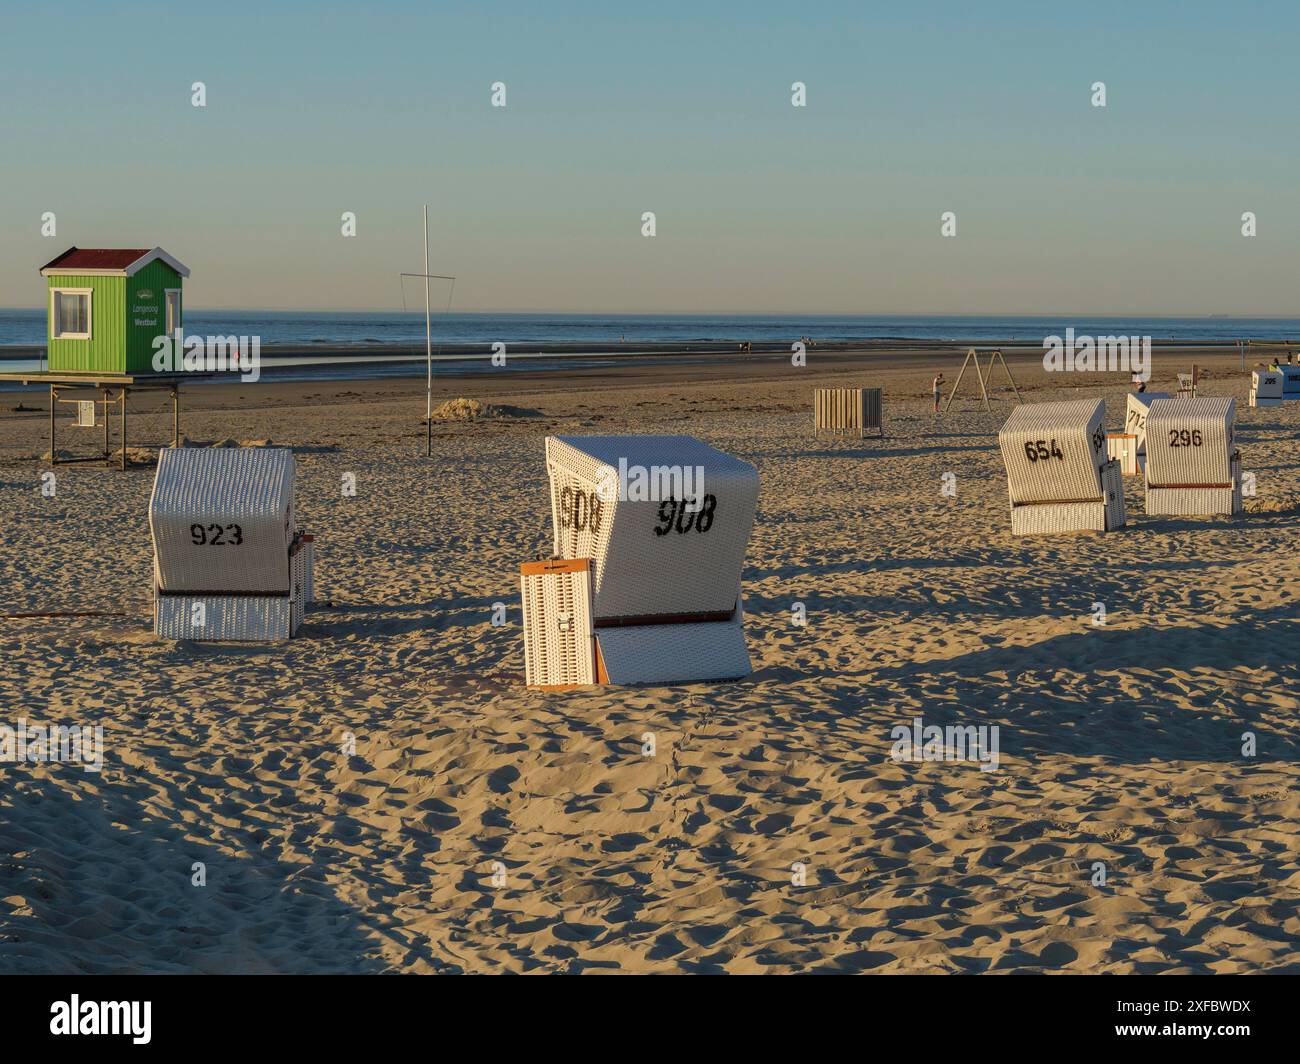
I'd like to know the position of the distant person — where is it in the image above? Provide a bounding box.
[1131,373,1146,393]
[933,372,945,414]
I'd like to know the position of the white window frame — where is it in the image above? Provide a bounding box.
[50,287,93,340]
[164,288,182,336]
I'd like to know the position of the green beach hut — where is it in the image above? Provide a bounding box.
[39,247,190,375]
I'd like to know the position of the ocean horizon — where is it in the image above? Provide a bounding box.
[4,309,1300,349]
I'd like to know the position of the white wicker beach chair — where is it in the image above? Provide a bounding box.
[523,435,759,686]
[149,447,313,640]
[1277,364,1300,399]
[520,558,596,688]
[999,399,1125,534]
[1106,433,1142,477]
[1108,391,1172,475]
[1123,391,1171,453]
[1251,369,1284,407]
[814,387,883,437]
[1143,397,1242,516]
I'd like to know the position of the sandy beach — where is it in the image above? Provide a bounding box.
[1,347,1297,974]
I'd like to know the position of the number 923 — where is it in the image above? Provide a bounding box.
[190,523,243,546]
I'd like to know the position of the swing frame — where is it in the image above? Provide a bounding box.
[942,347,1022,413]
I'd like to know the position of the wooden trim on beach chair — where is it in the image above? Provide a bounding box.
[520,558,590,576]
[1011,497,1105,508]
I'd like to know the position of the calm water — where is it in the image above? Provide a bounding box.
[3,309,1300,347]
[3,310,1293,389]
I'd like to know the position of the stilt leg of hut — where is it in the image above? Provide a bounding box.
[102,389,110,458]
[121,387,128,471]
[172,385,179,448]
[48,384,57,466]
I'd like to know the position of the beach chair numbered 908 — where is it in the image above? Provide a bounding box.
[149,446,315,641]
[999,398,1126,535]
[521,435,759,687]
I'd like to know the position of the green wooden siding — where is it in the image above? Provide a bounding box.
[45,260,184,375]
[47,275,126,373]
[125,260,183,373]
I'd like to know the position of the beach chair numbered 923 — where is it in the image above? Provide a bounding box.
[149,446,315,641]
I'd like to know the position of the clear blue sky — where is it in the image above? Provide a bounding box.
[1,1,1296,313]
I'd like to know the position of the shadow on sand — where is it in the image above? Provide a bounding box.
[0,773,398,974]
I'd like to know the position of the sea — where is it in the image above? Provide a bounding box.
[2,310,1296,386]
[4,310,1299,348]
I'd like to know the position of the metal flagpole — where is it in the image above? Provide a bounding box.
[424,204,432,457]
[398,212,455,458]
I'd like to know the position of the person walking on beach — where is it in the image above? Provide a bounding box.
[932,372,945,414]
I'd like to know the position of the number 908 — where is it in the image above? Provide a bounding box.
[654,495,717,536]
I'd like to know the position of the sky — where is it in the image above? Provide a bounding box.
[1,1,1298,314]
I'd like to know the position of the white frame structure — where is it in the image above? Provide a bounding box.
[164,288,182,338]
[50,287,92,340]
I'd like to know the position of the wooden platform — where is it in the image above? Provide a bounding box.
[0,371,211,470]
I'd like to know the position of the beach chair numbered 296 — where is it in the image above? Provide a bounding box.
[1143,397,1243,517]
[521,435,759,688]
